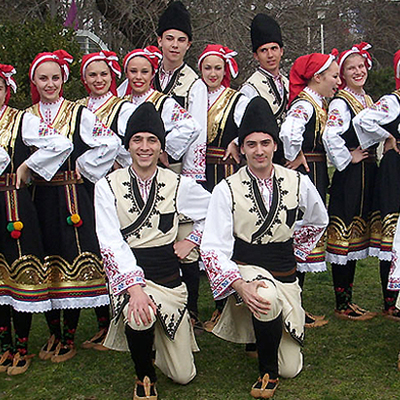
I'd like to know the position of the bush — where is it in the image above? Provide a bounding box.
[0,17,86,109]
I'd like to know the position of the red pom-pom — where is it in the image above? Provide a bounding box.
[74,219,83,228]
[11,230,21,239]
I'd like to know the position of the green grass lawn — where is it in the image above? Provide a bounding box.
[2,258,400,399]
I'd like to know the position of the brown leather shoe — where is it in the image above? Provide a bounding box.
[7,352,35,375]
[305,312,329,328]
[39,335,59,360]
[335,303,377,321]
[51,343,76,363]
[382,308,400,322]
[133,376,157,399]
[0,350,13,372]
[81,328,108,351]
[203,309,221,332]
[250,373,279,399]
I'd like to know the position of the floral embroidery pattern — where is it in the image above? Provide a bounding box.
[293,225,324,257]
[187,229,202,246]
[38,121,57,136]
[92,119,113,137]
[326,108,344,127]
[289,105,309,121]
[370,99,389,114]
[171,103,192,122]
[156,300,186,340]
[201,249,241,298]
[100,247,120,280]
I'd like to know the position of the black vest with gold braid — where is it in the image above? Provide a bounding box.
[369,90,400,259]
[326,89,377,263]
[26,101,107,308]
[205,88,242,192]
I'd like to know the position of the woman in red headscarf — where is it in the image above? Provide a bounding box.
[322,43,379,320]
[78,51,137,170]
[0,64,72,375]
[119,46,201,175]
[76,51,138,350]
[280,51,341,328]
[198,44,251,192]
[26,50,119,363]
[353,50,400,320]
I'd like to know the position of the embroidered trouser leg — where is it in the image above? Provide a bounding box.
[380,260,399,310]
[0,305,12,352]
[12,310,32,355]
[94,305,110,330]
[125,325,157,382]
[332,261,356,310]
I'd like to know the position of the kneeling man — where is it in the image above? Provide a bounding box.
[95,103,210,399]
[200,97,328,398]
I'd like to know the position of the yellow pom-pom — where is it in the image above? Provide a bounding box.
[70,214,81,224]
[13,221,23,231]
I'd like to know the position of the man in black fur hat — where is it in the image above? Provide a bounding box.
[241,14,288,133]
[94,103,210,400]
[154,1,209,333]
[200,97,328,399]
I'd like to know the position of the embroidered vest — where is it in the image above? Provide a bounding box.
[227,165,301,245]
[243,69,289,126]
[335,89,374,149]
[154,64,198,109]
[106,167,181,249]
[0,106,27,173]
[207,88,242,148]
[76,96,127,139]
[292,91,327,153]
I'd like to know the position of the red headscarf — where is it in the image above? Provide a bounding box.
[394,50,400,90]
[121,46,162,96]
[338,42,372,89]
[29,50,73,104]
[288,49,339,106]
[0,64,17,106]
[198,44,239,88]
[80,51,121,96]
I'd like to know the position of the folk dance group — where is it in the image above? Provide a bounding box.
[1,1,400,399]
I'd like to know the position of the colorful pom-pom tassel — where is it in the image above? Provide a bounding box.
[13,221,23,231]
[75,219,83,228]
[71,214,81,224]
[11,230,21,239]
[7,222,14,232]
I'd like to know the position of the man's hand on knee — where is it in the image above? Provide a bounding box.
[232,279,271,318]
[127,285,158,326]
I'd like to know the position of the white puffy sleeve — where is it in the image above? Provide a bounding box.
[176,175,211,246]
[181,79,208,181]
[76,107,120,183]
[322,98,352,171]
[22,112,73,180]
[239,83,259,100]
[95,177,145,295]
[200,180,242,300]
[161,97,201,161]
[353,94,400,149]
[233,95,251,127]
[280,100,314,161]
[0,147,10,175]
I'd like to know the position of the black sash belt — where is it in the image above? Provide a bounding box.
[233,238,296,283]
[131,243,181,288]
